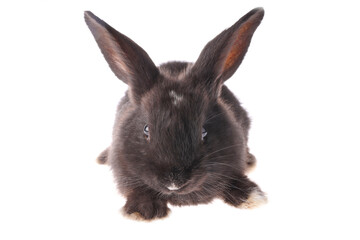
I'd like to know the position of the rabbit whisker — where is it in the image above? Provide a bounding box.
[199,144,243,162]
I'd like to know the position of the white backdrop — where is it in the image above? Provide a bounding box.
[1,0,359,239]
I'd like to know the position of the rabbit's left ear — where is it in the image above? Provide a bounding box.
[192,8,264,90]
[84,11,158,103]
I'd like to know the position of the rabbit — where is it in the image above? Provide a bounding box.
[85,7,267,220]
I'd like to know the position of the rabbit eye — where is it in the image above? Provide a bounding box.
[144,124,150,138]
[202,127,207,140]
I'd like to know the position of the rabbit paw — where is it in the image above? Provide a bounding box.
[238,187,267,209]
[96,148,108,164]
[245,151,257,173]
[122,199,170,221]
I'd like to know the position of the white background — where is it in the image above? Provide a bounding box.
[1,0,359,239]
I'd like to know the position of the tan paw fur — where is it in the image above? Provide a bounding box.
[238,188,268,209]
[120,207,171,221]
[121,208,147,221]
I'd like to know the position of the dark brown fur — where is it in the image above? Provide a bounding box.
[85,8,266,220]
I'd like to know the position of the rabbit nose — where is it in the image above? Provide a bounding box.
[166,183,180,191]
[166,169,189,190]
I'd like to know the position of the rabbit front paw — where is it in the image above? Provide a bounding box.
[122,197,170,221]
[238,187,267,209]
[222,176,267,209]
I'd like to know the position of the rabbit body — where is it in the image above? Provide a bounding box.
[85,8,267,220]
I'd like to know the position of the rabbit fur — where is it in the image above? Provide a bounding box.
[85,7,267,220]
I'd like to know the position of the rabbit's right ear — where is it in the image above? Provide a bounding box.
[192,8,264,97]
[84,11,158,102]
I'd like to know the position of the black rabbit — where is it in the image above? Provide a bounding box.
[85,7,267,220]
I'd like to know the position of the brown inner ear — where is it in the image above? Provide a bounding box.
[223,21,252,73]
[102,34,132,79]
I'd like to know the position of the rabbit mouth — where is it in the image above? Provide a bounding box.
[162,174,207,195]
[166,183,181,191]
[162,182,189,194]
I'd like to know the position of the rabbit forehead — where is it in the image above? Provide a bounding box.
[140,85,208,136]
[146,86,206,120]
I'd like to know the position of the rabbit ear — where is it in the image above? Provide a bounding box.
[84,11,158,101]
[192,8,264,92]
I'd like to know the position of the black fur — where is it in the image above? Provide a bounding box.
[85,7,266,220]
